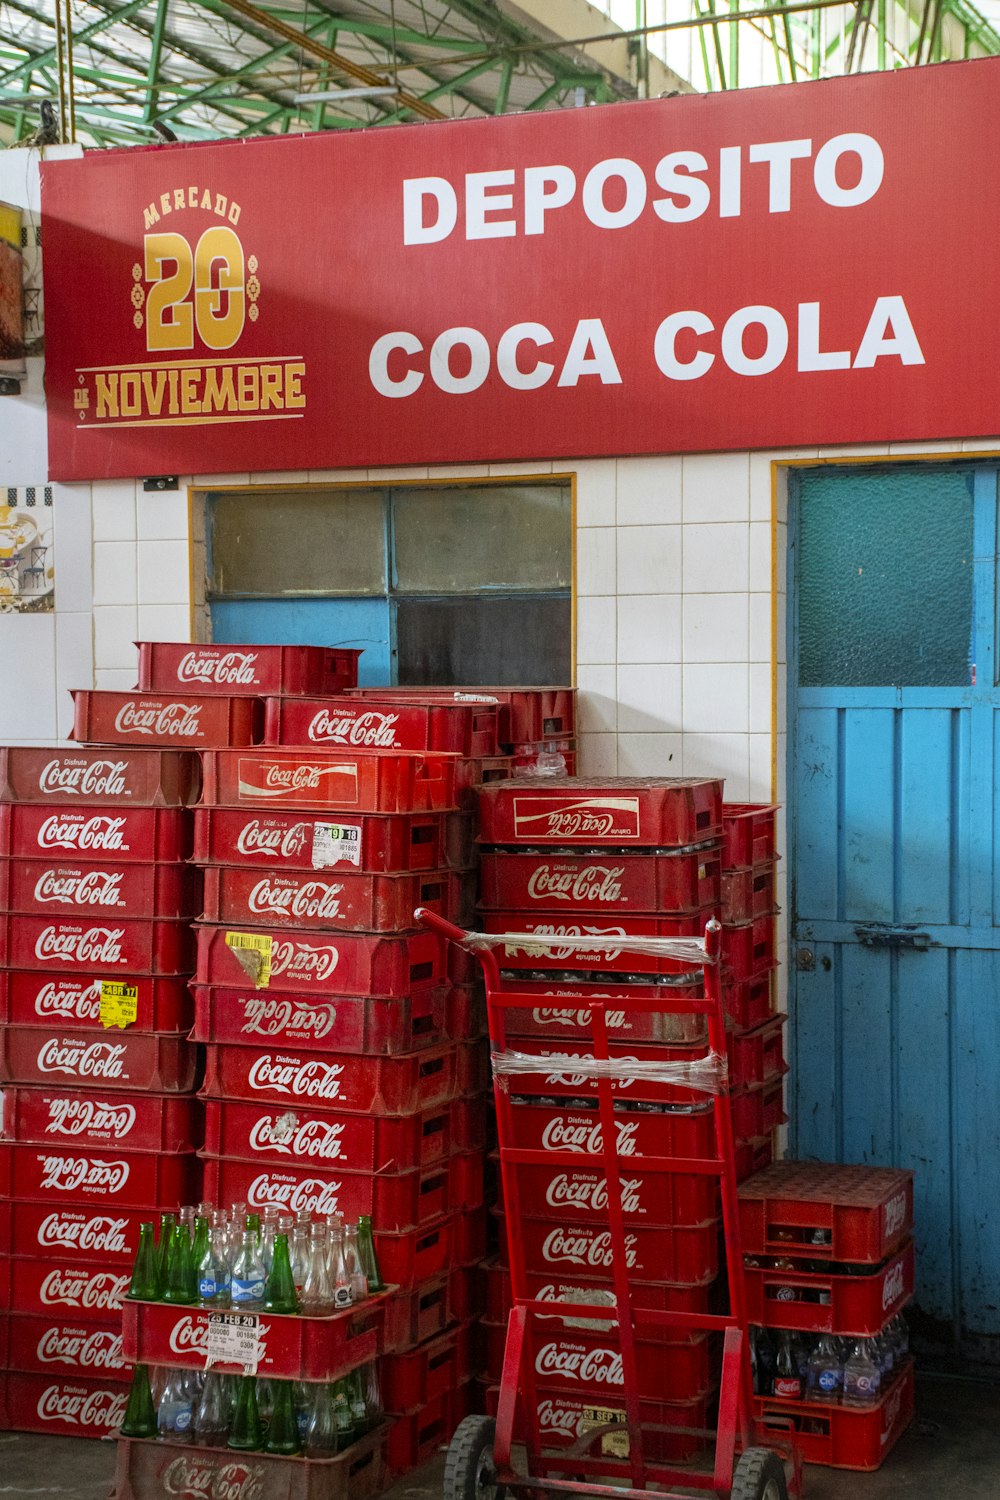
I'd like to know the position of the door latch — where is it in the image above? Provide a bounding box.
[796,947,815,971]
[854,924,933,951]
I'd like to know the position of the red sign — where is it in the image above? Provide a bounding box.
[40,60,1000,480]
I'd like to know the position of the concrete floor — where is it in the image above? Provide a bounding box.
[0,1375,995,1499]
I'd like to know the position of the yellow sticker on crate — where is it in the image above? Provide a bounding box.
[99,980,138,1029]
[226,930,273,990]
[581,1406,629,1459]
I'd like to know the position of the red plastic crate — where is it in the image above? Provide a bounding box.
[122,1296,385,1382]
[0,747,199,807]
[481,909,718,976]
[200,864,453,934]
[505,1100,716,1162]
[721,864,778,925]
[202,1096,460,1173]
[137,641,361,697]
[195,922,446,997]
[382,1275,453,1355]
[492,1037,710,1108]
[6,1312,126,1381]
[193,806,445,873]
[444,811,476,871]
[723,971,774,1031]
[735,1134,775,1184]
[479,846,722,916]
[388,1380,478,1474]
[487,1383,710,1465]
[2,912,194,976]
[10,1258,128,1323]
[264,695,499,756]
[449,1264,486,1325]
[495,1159,716,1228]
[0,1027,198,1092]
[71,690,262,749]
[731,1079,786,1139]
[0,969,192,1032]
[374,1216,457,1293]
[483,1319,710,1404]
[478,777,722,847]
[3,856,201,920]
[754,1359,914,1471]
[201,1151,483,1234]
[506,1215,719,1287]
[722,915,778,982]
[738,1161,914,1264]
[6,1201,148,1267]
[200,748,456,814]
[382,1323,478,1413]
[114,1430,386,1500]
[347,685,575,748]
[726,1014,787,1089]
[9,1142,198,1208]
[483,1259,712,1324]
[0,803,192,862]
[0,1084,201,1153]
[202,1039,458,1114]
[498,978,705,1046]
[191,982,453,1055]
[745,1239,914,1336]
[721,804,779,869]
[1,1372,128,1439]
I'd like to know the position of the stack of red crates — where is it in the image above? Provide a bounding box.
[0,742,202,1439]
[187,662,507,1479]
[474,775,727,1450]
[739,1161,916,1469]
[719,805,784,1183]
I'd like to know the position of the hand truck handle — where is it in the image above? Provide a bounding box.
[414,906,474,949]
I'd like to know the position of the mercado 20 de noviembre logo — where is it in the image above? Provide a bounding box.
[73,184,306,432]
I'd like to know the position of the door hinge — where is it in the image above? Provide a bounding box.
[854,924,933,951]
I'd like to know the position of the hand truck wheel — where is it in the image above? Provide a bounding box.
[443,1414,506,1500]
[730,1447,789,1500]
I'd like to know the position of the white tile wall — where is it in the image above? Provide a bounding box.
[616,456,682,526]
[616,526,681,596]
[618,595,682,665]
[576,528,616,596]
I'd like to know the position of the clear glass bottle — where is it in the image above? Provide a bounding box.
[290,1223,310,1300]
[806,1334,843,1404]
[343,1224,367,1303]
[157,1369,194,1442]
[301,1224,335,1315]
[843,1339,882,1407]
[192,1370,229,1447]
[197,1224,231,1309]
[230,1229,266,1311]
[304,1383,339,1457]
[327,1225,353,1311]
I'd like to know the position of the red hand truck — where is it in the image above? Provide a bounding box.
[416,908,801,1500]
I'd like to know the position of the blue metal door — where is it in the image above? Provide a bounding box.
[789,464,1000,1367]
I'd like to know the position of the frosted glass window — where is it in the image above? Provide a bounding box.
[797,469,975,687]
[393,486,571,592]
[209,489,386,596]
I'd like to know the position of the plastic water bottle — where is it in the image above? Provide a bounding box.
[843,1339,882,1407]
[806,1335,843,1403]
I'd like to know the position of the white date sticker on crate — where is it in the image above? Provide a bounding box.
[206,1312,262,1373]
[312,822,362,869]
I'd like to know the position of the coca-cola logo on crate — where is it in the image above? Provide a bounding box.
[269,940,339,982]
[247,1173,341,1216]
[537,1398,586,1441]
[38,1212,131,1254]
[39,1268,128,1312]
[37,1038,128,1080]
[509,925,627,964]
[531,1006,628,1032]
[161,1456,266,1500]
[544,1173,642,1215]
[238,995,337,1041]
[234,820,310,860]
[540,1115,639,1157]
[307,709,400,748]
[37,1156,130,1194]
[46,1096,137,1138]
[37,1383,127,1430]
[512,797,641,841]
[167,1313,270,1359]
[33,870,126,908]
[178,650,260,687]
[535,1342,623,1385]
[541,1227,639,1270]
[38,760,129,798]
[113,702,202,738]
[526,865,625,904]
[33,980,103,1023]
[248,1114,347,1161]
[36,1326,123,1371]
[37,815,128,853]
[247,878,344,922]
[247,1056,344,1100]
[237,762,354,801]
[34,926,126,966]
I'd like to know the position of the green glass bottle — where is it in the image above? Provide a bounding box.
[155,1212,177,1287]
[127,1222,161,1302]
[245,1212,261,1240]
[263,1232,299,1315]
[347,1368,368,1434]
[119,1363,158,1438]
[227,1375,264,1452]
[331,1377,355,1453]
[356,1216,385,1293]
[162,1223,197,1305]
[264,1380,301,1455]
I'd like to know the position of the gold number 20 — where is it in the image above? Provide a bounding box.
[145,227,245,352]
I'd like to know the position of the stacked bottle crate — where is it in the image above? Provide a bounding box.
[719,804,784,1183]
[739,1161,915,1470]
[0,743,202,1439]
[473,775,727,1453]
